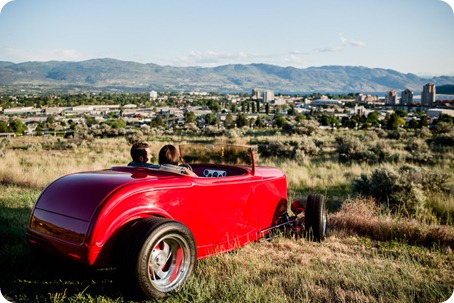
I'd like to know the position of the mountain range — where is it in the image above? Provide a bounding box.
[0,58,453,94]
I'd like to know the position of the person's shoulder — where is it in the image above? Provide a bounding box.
[159,164,185,174]
[128,162,159,169]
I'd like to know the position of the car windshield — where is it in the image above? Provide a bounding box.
[179,144,254,169]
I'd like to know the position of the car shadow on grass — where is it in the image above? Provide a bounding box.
[0,205,124,302]
[2,249,126,302]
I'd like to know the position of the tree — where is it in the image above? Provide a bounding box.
[366,111,380,126]
[0,121,8,133]
[204,113,216,125]
[235,113,248,127]
[387,113,405,130]
[184,111,196,124]
[224,113,234,129]
[273,114,286,128]
[394,109,408,118]
[255,115,265,128]
[8,119,27,135]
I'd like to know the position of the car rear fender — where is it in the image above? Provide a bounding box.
[85,181,191,266]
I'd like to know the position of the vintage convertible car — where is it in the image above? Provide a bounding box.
[27,144,326,299]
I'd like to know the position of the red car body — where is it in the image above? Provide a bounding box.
[27,162,287,266]
[27,144,325,299]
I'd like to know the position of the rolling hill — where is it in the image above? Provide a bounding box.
[0,58,453,94]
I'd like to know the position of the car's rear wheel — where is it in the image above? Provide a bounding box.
[305,194,327,241]
[119,217,196,299]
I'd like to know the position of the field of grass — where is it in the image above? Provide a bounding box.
[1,134,453,302]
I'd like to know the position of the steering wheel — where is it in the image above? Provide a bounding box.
[179,163,193,171]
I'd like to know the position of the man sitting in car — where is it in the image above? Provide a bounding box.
[128,142,160,168]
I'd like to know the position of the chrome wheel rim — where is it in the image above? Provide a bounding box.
[148,234,191,292]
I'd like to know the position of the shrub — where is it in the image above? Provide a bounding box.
[335,134,382,163]
[126,130,144,145]
[25,142,43,151]
[432,122,454,134]
[387,128,408,140]
[427,133,454,148]
[415,126,432,139]
[352,165,450,221]
[257,141,296,158]
[297,136,320,156]
[405,138,433,164]
[285,120,318,136]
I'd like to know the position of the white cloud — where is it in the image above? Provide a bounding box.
[440,0,454,14]
[174,50,261,67]
[339,33,366,47]
[0,0,14,15]
[1,46,88,62]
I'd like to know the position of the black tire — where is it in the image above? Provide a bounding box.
[118,217,197,299]
[305,194,327,241]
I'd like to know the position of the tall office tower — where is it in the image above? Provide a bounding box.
[263,90,274,103]
[400,89,413,105]
[149,90,158,100]
[251,88,261,99]
[386,90,398,105]
[421,83,436,106]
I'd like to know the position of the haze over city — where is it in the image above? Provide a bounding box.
[0,0,453,76]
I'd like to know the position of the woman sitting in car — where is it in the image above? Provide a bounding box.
[158,144,197,176]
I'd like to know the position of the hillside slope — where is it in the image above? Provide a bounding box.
[0,58,453,93]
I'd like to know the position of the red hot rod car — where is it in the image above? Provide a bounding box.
[27,144,327,299]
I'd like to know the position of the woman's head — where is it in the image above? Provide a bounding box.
[159,144,179,165]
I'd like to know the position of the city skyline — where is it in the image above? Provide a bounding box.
[0,0,453,76]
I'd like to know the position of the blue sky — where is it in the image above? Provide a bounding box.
[0,0,453,76]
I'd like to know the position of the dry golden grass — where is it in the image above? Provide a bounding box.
[330,197,454,248]
[1,135,453,302]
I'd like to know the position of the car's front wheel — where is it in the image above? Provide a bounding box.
[119,217,196,299]
[305,194,327,241]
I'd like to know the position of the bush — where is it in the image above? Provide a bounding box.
[405,138,432,164]
[415,127,432,139]
[126,130,144,145]
[257,141,296,158]
[387,128,408,140]
[283,120,318,136]
[352,165,450,221]
[427,133,454,148]
[335,134,383,164]
[432,122,454,134]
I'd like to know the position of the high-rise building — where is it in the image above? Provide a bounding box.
[421,83,436,106]
[386,90,398,105]
[251,88,261,100]
[263,90,274,103]
[149,90,158,100]
[400,89,413,105]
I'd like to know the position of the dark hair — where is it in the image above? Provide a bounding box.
[130,142,149,163]
[159,144,179,165]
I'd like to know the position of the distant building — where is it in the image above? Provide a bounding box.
[149,90,158,100]
[263,90,274,103]
[251,88,261,100]
[356,94,379,104]
[421,83,436,106]
[427,108,454,119]
[310,99,342,106]
[400,89,413,105]
[386,90,399,105]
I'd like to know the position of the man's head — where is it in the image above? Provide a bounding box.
[158,144,179,165]
[130,142,152,163]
